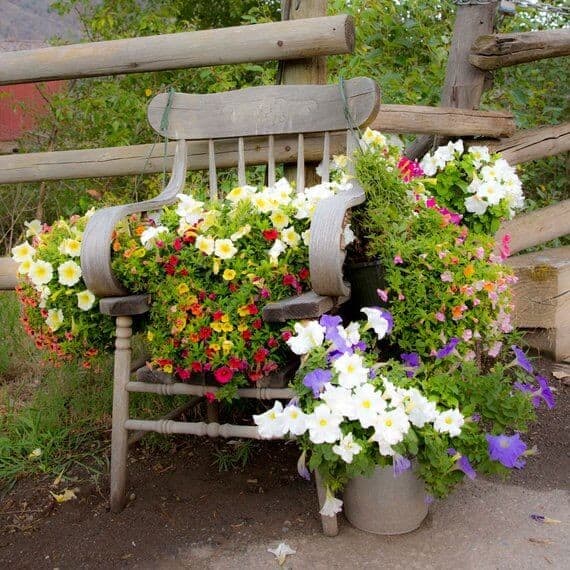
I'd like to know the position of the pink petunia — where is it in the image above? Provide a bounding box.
[394,254,403,265]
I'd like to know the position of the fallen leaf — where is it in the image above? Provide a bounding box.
[27,448,42,460]
[50,489,77,503]
[52,469,65,487]
[268,542,296,566]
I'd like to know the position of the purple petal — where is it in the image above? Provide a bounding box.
[435,337,460,359]
[303,369,332,397]
[486,433,527,469]
[530,514,545,523]
[447,448,476,480]
[319,314,342,330]
[393,454,412,477]
[511,345,533,374]
[297,450,311,481]
[536,375,556,409]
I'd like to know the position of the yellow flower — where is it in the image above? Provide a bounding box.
[238,324,248,332]
[147,330,154,341]
[163,364,173,374]
[77,290,96,311]
[145,88,153,97]
[211,322,224,333]
[270,210,290,230]
[177,283,190,295]
[196,235,215,256]
[223,269,236,281]
[213,258,221,275]
[222,340,234,354]
[46,308,64,332]
[221,322,234,332]
[221,313,230,323]
[238,305,250,317]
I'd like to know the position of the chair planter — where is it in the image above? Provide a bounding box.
[343,464,428,535]
[79,78,380,535]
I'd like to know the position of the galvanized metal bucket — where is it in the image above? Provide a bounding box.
[343,465,428,535]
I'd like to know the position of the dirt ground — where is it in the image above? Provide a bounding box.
[0,359,568,569]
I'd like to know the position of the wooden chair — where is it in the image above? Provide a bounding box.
[80,78,380,534]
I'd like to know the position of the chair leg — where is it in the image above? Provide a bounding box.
[315,470,339,536]
[110,315,132,513]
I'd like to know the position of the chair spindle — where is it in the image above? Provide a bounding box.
[208,139,218,199]
[237,137,246,186]
[267,135,276,188]
[296,133,305,192]
[321,131,330,183]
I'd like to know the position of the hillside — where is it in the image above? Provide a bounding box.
[0,0,79,41]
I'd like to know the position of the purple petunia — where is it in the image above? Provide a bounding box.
[319,314,351,354]
[511,345,533,374]
[303,368,332,397]
[401,352,421,377]
[514,375,555,410]
[435,337,460,359]
[393,454,412,477]
[297,450,310,481]
[485,433,527,469]
[448,448,476,480]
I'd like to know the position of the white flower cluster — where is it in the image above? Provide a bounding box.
[11,215,97,331]
[253,314,464,462]
[420,142,524,218]
[147,177,353,267]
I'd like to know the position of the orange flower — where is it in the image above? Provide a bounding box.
[112,240,122,252]
[189,303,203,317]
[463,264,475,278]
[483,281,495,292]
[135,225,146,236]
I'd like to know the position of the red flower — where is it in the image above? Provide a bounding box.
[190,303,203,316]
[212,310,224,321]
[208,293,217,301]
[253,348,269,363]
[248,371,263,383]
[191,361,203,373]
[204,392,216,403]
[298,267,310,281]
[178,268,189,277]
[168,255,180,266]
[283,274,298,287]
[173,238,183,251]
[176,367,191,381]
[198,326,212,341]
[241,330,252,341]
[282,331,292,341]
[262,228,279,241]
[247,303,259,315]
[267,337,279,348]
[228,283,238,293]
[198,291,207,301]
[164,264,176,276]
[214,366,234,384]
[252,318,263,330]
[263,361,278,375]
[228,356,244,371]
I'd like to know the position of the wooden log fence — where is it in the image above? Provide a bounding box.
[0,15,354,86]
[469,29,570,70]
[472,122,570,165]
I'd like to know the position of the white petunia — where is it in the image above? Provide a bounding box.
[270,210,290,230]
[332,352,369,389]
[77,289,96,311]
[291,194,312,220]
[281,226,300,247]
[175,194,204,224]
[252,194,272,213]
[477,181,505,206]
[434,408,464,437]
[214,238,237,260]
[301,229,311,246]
[226,185,256,203]
[140,226,169,249]
[24,219,42,238]
[253,401,287,438]
[286,320,325,355]
[38,285,51,308]
[267,542,296,566]
[281,405,308,436]
[229,224,251,241]
[17,257,33,275]
[305,183,334,204]
[373,407,410,446]
[344,321,361,346]
[58,238,82,257]
[306,404,343,444]
[28,260,53,287]
[381,379,406,408]
[361,128,387,148]
[420,153,438,176]
[403,388,438,428]
[464,194,488,216]
[195,235,215,256]
[468,145,491,168]
[58,260,82,287]
[320,383,354,418]
[361,307,392,340]
[268,238,287,265]
[11,242,36,263]
[332,433,362,463]
[349,383,386,427]
[45,308,64,332]
[319,493,343,517]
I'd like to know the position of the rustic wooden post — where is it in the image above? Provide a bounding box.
[406,0,498,159]
[281,0,330,187]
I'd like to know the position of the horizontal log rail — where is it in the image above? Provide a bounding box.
[469,122,570,165]
[469,29,570,71]
[496,199,570,257]
[0,15,353,86]
[0,105,515,185]
[0,257,18,290]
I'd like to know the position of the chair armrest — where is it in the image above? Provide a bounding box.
[308,181,365,297]
[80,140,187,297]
[262,290,339,323]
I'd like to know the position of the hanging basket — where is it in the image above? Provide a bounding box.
[344,259,385,317]
[343,464,428,535]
